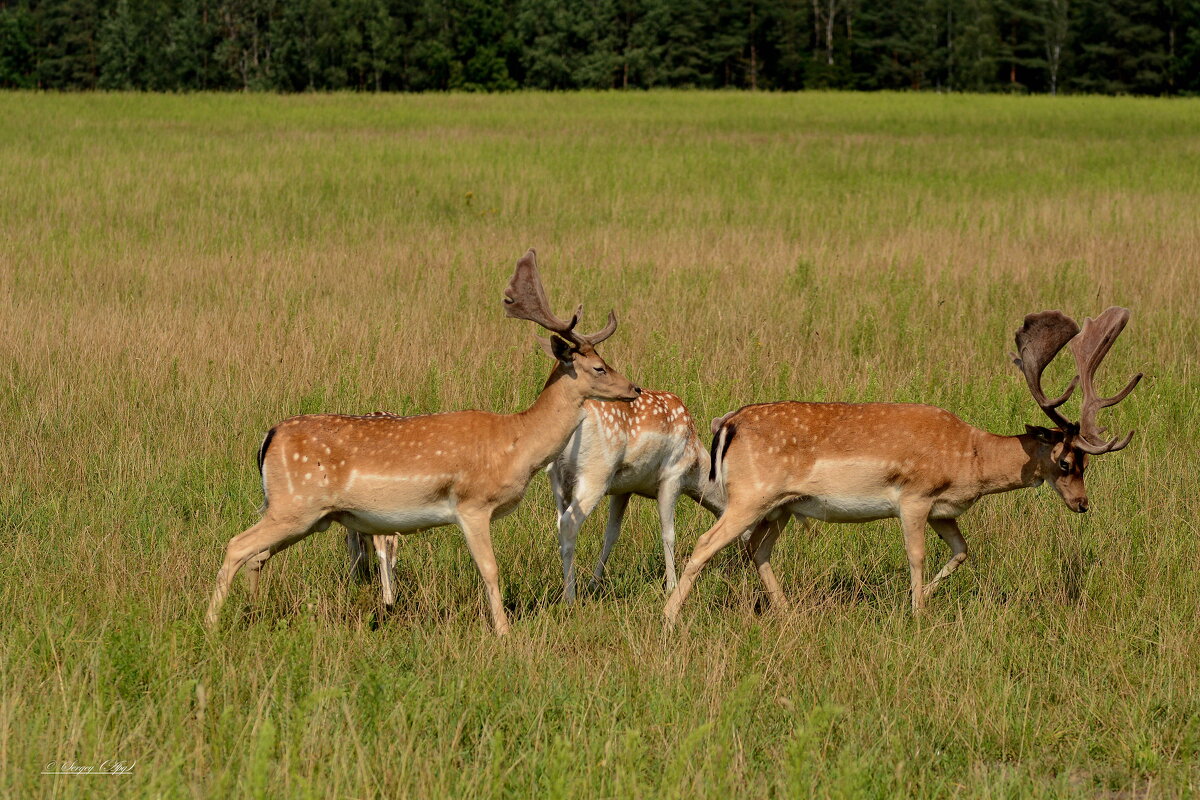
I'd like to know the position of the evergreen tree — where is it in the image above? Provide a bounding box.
[516,0,620,89]
[763,0,812,89]
[36,0,107,88]
[626,0,708,86]
[1176,0,1200,93]
[98,0,140,88]
[0,2,37,87]
[854,0,940,89]
[165,0,221,89]
[1071,0,1171,93]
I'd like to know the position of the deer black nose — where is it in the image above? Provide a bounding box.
[1076,500,1089,513]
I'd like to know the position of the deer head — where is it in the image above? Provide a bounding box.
[1012,307,1142,512]
[503,249,640,402]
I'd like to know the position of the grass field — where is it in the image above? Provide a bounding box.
[2,90,1199,798]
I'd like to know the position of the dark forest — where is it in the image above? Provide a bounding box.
[1,0,1197,94]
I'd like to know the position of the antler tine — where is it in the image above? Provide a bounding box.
[577,310,618,347]
[502,249,582,338]
[1074,429,1134,455]
[1069,306,1142,451]
[1012,310,1080,429]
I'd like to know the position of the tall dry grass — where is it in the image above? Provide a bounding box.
[1,91,1198,798]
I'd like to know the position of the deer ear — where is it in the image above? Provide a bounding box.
[1025,424,1059,444]
[549,335,576,364]
[535,335,555,359]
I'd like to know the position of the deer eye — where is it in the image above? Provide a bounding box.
[1058,459,1071,472]
[592,366,606,374]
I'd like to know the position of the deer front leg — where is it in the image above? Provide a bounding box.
[591,493,631,591]
[656,480,683,592]
[547,460,572,521]
[899,501,933,616]
[924,519,968,601]
[346,530,371,581]
[557,478,608,603]
[458,507,510,635]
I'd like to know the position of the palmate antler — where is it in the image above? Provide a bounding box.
[503,249,581,334]
[1069,307,1143,454]
[502,249,618,348]
[1012,307,1140,453]
[1013,310,1081,430]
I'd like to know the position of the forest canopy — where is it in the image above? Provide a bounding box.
[1,0,1197,95]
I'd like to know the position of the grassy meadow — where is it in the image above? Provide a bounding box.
[2,90,1199,798]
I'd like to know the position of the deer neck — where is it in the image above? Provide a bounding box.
[513,366,590,472]
[973,430,1047,497]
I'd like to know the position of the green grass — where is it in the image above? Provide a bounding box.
[2,90,1198,798]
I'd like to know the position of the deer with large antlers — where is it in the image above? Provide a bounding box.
[663,307,1141,625]
[205,249,641,634]
[548,391,725,601]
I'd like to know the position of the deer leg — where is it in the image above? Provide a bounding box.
[346,529,371,581]
[591,493,631,591]
[924,519,968,601]
[245,551,270,596]
[748,516,790,611]
[656,480,683,592]
[547,460,572,521]
[458,507,510,636]
[557,479,607,603]
[205,512,323,629]
[374,534,399,606]
[741,516,771,563]
[663,505,763,627]
[899,501,933,616]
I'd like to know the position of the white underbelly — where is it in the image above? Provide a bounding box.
[344,502,457,535]
[787,492,899,523]
[608,472,662,498]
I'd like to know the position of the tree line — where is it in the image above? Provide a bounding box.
[1,0,1197,94]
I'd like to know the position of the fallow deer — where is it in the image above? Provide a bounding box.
[663,307,1141,624]
[205,249,641,634]
[548,392,724,601]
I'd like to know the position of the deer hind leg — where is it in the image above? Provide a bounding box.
[591,493,630,591]
[923,519,968,601]
[745,516,790,611]
[663,505,763,627]
[245,551,271,596]
[205,512,325,629]
[374,534,399,606]
[899,501,933,616]
[458,507,510,636]
[557,477,608,603]
[245,515,335,598]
